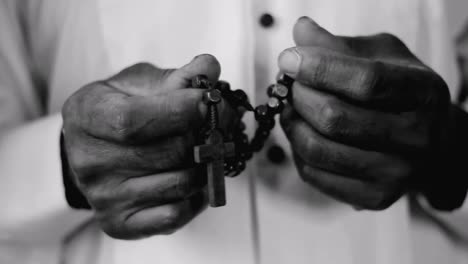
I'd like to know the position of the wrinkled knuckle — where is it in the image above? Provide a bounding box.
[378,33,404,47]
[62,84,95,126]
[352,160,371,177]
[174,136,190,161]
[160,98,189,131]
[67,149,85,172]
[319,101,345,136]
[159,205,186,232]
[98,216,129,239]
[172,106,191,130]
[359,60,383,100]
[112,105,140,142]
[303,136,324,164]
[67,150,95,180]
[94,209,133,240]
[297,164,317,184]
[298,169,311,183]
[175,172,195,198]
[403,117,431,150]
[130,62,157,73]
[391,162,413,182]
[164,136,190,166]
[86,186,114,211]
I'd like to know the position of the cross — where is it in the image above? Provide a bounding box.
[194,129,235,207]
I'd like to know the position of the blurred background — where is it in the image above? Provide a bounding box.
[446,1,468,39]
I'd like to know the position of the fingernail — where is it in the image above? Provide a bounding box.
[192,53,209,61]
[278,48,301,76]
[296,16,321,28]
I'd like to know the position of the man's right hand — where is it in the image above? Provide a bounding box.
[62,55,230,239]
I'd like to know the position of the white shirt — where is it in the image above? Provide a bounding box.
[0,0,467,263]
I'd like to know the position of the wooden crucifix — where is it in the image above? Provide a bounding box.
[191,78,236,207]
[194,129,235,207]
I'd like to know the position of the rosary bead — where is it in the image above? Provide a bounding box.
[250,138,265,152]
[232,90,254,111]
[202,89,222,105]
[255,105,273,121]
[221,88,254,111]
[259,118,275,130]
[235,143,247,155]
[236,107,247,117]
[239,151,247,160]
[234,161,246,176]
[250,129,270,153]
[278,75,294,102]
[278,74,294,89]
[238,160,246,169]
[267,83,289,99]
[237,139,250,152]
[224,161,238,177]
[238,133,249,145]
[267,97,284,114]
[256,128,270,139]
[244,150,253,160]
[233,89,248,101]
[192,74,211,88]
[214,80,231,93]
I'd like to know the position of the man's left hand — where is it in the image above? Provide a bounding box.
[279,17,452,210]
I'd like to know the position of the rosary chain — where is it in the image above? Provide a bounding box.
[192,74,294,177]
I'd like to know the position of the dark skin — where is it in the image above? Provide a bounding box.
[62,55,236,239]
[62,17,468,240]
[279,17,467,210]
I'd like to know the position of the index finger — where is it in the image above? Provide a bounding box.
[106,54,222,95]
[69,82,207,143]
[278,46,449,111]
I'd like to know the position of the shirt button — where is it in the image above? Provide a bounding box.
[267,145,286,164]
[259,13,275,28]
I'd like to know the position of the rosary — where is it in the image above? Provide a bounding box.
[192,74,294,207]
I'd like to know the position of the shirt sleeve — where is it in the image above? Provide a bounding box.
[0,0,91,244]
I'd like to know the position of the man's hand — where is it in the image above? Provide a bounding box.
[279,17,459,210]
[62,55,233,239]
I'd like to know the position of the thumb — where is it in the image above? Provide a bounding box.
[293,16,349,52]
[106,54,221,95]
[162,54,221,91]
